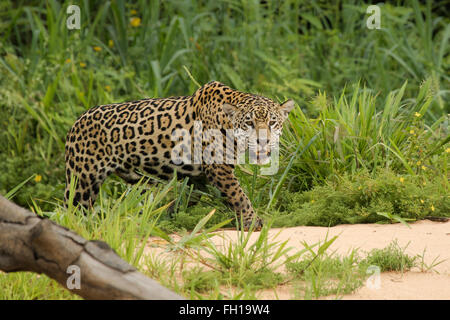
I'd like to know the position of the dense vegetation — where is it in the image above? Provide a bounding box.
[0,0,448,227]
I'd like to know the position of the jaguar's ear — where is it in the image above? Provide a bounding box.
[280,99,295,117]
[222,103,238,117]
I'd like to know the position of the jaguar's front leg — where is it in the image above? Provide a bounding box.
[203,164,263,230]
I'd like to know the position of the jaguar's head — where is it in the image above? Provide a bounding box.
[222,95,295,163]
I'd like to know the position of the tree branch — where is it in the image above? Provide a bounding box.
[0,195,184,300]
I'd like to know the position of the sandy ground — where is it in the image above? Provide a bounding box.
[145,220,450,300]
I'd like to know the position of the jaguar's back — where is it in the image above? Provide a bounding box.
[64,94,201,207]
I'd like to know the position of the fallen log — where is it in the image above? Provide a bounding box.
[0,195,184,300]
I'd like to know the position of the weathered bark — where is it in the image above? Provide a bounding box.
[0,195,183,300]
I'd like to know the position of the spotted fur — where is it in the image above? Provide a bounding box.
[64,81,294,230]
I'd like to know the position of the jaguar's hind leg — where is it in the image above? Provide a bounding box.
[185,174,209,207]
[64,166,109,209]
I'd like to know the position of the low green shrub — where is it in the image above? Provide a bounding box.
[274,169,449,227]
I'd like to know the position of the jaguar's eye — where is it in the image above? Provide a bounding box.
[269,120,277,127]
[245,120,253,127]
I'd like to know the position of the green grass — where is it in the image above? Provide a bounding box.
[0,272,80,300]
[286,239,422,299]
[362,240,417,272]
[273,168,449,227]
[287,249,367,298]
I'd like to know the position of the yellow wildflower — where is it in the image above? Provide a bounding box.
[431,205,435,212]
[65,58,71,64]
[446,148,450,153]
[311,200,315,203]
[93,46,102,52]
[399,177,404,183]
[35,175,42,183]
[130,17,141,27]
[131,9,137,15]
[416,160,421,165]
[80,62,86,68]
[414,112,421,117]
[420,199,424,204]
[421,165,427,171]
[409,129,415,135]
[105,85,112,92]
[108,40,114,48]
[423,181,427,186]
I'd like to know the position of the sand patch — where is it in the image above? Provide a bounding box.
[144,220,450,299]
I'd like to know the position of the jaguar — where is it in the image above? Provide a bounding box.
[64,81,294,230]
